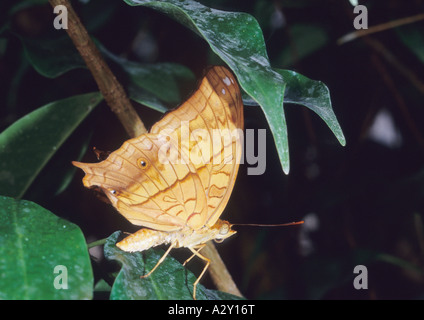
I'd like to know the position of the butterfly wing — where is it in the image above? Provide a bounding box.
[73,66,243,232]
[150,66,244,229]
[73,133,203,231]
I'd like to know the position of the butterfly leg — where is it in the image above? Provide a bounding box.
[140,240,177,279]
[187,244,210,300]
[182,246,201,267]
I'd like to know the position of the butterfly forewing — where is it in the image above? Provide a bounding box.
[151,66,243,229]
[200,67,244,227]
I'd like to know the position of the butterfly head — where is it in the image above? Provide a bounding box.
[212,219,236,243]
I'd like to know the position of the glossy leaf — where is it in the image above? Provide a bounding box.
[278,69,346,146]
[123,0,289,172]
[18,34,195,112]
[274,24,329,67]
[0,196,93,299]
[125,62,195,111]
[123,0,345,174]
[103,48,196,112]
[21,35,85,78]
[0,92,103,198]
[242,69,346,146]
[104,232,243,300]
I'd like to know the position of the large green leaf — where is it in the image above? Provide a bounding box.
[20,35,85,78]
[14,0,346,174]
[277,69,345,146]
[274,24,329,67]
[0,92,103,198]
[100,45,196,112]
[104,231,243,300]
[0,196,93,299]
[18,34,195,112]
[123,0,345,174]
[124,62,195,111]
[242,69,346,146]
[123,0,289,172]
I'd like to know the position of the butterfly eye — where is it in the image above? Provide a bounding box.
[138,159,148,169]
[219,222,230,235]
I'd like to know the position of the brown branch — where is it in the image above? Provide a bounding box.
[337,12,424,45]
[49,0,147,137]
[339,7,424,103]
[203,242,243,297]
[50,0,241,297]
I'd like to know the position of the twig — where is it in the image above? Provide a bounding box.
[338,12,424,45]
[50,0,241,297]
[87,238,107,249]
[49,0,147,137]
[339,7,424,97]
[203,242,243,297]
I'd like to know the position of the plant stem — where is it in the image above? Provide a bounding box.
[50,0,241,298]
[203,242,242,297]
[87,238,107,249]
[49,0,147,138]
[337,12,424,45]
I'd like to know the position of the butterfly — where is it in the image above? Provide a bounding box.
[73,66,244,299]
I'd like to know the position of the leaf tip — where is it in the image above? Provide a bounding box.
[338,134,347,147]
[282,161,290,175]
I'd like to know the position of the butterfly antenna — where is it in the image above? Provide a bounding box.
[232,221,304,227]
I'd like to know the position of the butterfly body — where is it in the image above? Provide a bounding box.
[116,219,236,252]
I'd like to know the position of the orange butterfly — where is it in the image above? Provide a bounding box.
[73,66,244,299]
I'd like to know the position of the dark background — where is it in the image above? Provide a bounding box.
[1,0,424,299]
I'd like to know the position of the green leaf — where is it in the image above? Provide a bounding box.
[20,35,86,78]
[25,131,94,199]
[241,70,345,146]
[123,0,290,173]
[101,45,196,112]
[125,62,195,111]
[0,196,93,299]
[8,0,50,13]
[274,24,329,67]
[278,69,346,146]
[123,0,345,174]
[0,92,103,198]
[18,34,195,112]
[104,231,243,300]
